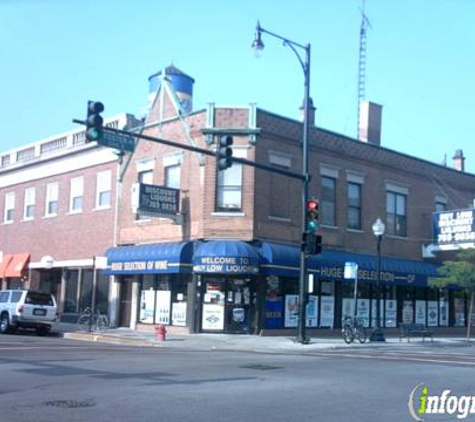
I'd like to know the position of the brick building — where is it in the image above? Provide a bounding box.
[2,65,475,334]
[105,65,475,334]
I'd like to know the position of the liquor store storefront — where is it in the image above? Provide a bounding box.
[106,240,454,334]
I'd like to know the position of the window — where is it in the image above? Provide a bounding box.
[165,164,181,189]
[24,187,36,220]
[45,182,59,216]
[321,176,336,226]
[347,182,361,230]
[4,192,15,223]
[70,176,84,213]
[216,164,242,211]
[268,151,292,219]
[96,170,111,209]
[386,191,407,236]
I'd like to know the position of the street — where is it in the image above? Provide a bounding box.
[1,334,475,421]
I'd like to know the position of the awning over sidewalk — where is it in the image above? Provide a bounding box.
[3,253,30,278]
[0,254,14,278]
[193,240,259,274]
[105,242,194,274]
[258,242,439,287]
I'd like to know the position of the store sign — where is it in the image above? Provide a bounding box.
[433,209,475,245]
[110,259,169,273]
[193,256,259,274]
[132,183,180,218]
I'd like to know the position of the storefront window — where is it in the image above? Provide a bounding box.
[383,286,397,327]
[139,275,189,326]
[64,270,79,313]
[454,291,466,327]
[414,287,427,325]
[399,286,414,324]
[320,280,335,329]
[426,288,438,327]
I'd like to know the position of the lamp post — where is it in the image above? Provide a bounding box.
[252,21,311,344]
[370,217,386,342]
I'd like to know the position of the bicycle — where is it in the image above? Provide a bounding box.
[341,316,367,344]
[77,307,109,333]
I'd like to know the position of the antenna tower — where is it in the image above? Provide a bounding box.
[357,0,371,140]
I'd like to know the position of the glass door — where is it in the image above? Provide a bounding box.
[225,278,252,333]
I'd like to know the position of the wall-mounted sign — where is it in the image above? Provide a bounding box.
[433,209,475,245]
[132,183,180,218]
[193,256,259,274]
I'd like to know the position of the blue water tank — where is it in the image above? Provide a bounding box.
[148,65,195,112]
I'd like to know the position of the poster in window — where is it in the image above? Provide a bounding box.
[385,299,397,328]
[154,290,171,325]
[455,298,465,327]
[172,302,187,326]
[320,296,335,328]
[202,304,224,330]
[306,295,318,327]
[439,299,449,326]
[356,298,370,328]
[427,301,438,327]
[415,300,426,325]
[284,295,299,328]
[402,300,414,323]
[139,290,155,323]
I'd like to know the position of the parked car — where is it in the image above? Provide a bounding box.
[0,290,58,335]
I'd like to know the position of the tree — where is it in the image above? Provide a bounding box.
[429,248,475,340]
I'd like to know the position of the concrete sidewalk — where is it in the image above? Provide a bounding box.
[55,322,474,354]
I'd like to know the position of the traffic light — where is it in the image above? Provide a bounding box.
[85,101,105,143]
[302,232,323,255]
[306,198,319,233]
[216,135,233,170]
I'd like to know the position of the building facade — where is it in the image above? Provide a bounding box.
[2,65,475,334]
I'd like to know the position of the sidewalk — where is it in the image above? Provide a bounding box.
[55,322,474,354]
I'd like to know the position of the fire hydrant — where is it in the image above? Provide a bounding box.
[155,324,167,341]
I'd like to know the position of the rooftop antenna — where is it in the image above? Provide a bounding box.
[357,0,372,140]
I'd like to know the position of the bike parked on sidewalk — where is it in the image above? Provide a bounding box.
[77,307,109,333]
[341,316,367,344]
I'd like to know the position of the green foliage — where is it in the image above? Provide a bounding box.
[429,248,475,291]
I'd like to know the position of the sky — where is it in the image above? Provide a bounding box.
[2,0,475,173]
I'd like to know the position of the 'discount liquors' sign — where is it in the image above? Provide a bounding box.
[133,183,180,218]
[432,209,475,245]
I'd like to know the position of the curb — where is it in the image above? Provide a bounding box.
[63,332,156,348]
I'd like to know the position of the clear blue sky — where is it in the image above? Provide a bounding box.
[2,0,474,173]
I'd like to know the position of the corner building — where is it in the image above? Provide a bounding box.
[106,65,475,334]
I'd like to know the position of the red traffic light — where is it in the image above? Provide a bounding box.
[306,198,319,211]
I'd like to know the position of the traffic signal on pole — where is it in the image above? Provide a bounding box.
[217,135,233,171]
[85,101,105,143]
[306,198,319,233]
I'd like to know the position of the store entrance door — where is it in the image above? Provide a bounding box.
[225,279,254,334]
[119,277,133,328]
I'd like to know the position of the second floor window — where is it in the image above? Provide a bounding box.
[387,191,407,236]
[165,164,180,189]
[24,187,35,220]
[4,192,15,223]
[70,176,84,213]
[321,176,336,226]
[45,182,58,217]
[216,164,242,212]
[347,182,361,230]
[96,170,111,209]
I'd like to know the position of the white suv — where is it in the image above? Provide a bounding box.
[0,290,58,335]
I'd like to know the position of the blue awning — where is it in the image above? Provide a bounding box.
[105,242,193,274]
[193,240,259,274]
[258,242,439,287]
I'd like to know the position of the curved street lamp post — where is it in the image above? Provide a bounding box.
[370,217,386,342]
[252,21,311,344]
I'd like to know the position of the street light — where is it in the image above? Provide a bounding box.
[370,217,386,342]
[252,21,311,344]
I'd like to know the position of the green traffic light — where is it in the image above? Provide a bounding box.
[307,219,319,233]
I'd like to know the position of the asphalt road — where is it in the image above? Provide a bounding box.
[1,333,475,422]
